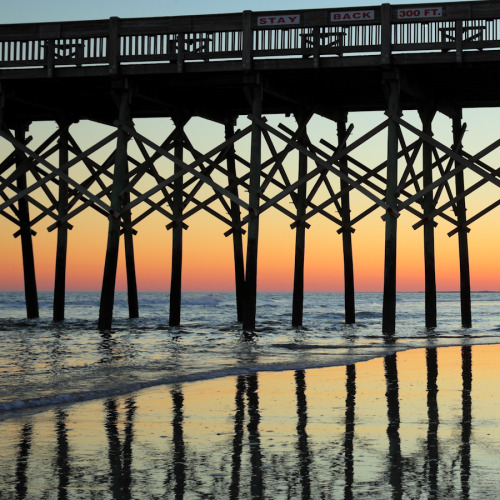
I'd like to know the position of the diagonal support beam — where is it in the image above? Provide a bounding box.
[0,128,118,215]
[119,122,252,215]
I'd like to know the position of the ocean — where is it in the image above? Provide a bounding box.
[0,290,497,419]
[2,291,500,498]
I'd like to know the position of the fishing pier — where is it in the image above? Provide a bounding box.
[1,1,500,332]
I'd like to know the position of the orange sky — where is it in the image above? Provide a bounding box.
[1,108,499,293]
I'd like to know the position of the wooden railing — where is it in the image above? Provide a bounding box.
[0,1,499,74]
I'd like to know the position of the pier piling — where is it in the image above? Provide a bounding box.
[98,85,131,330]
[169,118,185,327]
[243,80,263,332]
[225,120,245,323]
[420,106,437,328]
[53,121,70,321]
[338,116,356,324]
[382,75,400,335]
[454,114,472,328]
[16,124,39,319]
[292,117,308,327]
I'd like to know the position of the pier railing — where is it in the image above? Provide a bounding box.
[0,1,499,74]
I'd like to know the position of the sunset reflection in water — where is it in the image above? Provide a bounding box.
[1,344,500,498]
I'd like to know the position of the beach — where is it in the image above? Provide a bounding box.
[2,291,500,498]
[2,343,500,498]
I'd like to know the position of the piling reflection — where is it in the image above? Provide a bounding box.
[1,345,496,498]
[461,346,472,500]
[15,423,32,499]
[295,370,311,500]
[105,397,136,500]
[170,386,185,500]
[246,374,264,499]
[230,376,246,500]
[426,348,439,496]
[384,354,402,499]
[344,364,356,500]
[55,409,70,500]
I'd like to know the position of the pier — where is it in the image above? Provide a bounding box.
[1,0,500,332]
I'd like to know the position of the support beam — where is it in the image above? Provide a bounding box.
[225,120,245,323]
[453,114,472,328]
[16,124,39,319]
[53,122,70,321]
[169,121,185,327]
[123,189,139,319]
[292,120,307,327]
[382,75,400,335]
[98,86,130,330]
[420,106,437,328]
[243,80,263,331]
[338,116,356,324]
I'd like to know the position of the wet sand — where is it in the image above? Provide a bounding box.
[1,344,500,498]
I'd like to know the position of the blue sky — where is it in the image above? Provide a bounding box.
[4,0,440,24]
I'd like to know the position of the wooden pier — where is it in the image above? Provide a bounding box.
[1,1,500,332]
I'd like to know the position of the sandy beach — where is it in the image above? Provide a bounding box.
[1,343,500,498]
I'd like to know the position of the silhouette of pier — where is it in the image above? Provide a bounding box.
[1,1,500,331]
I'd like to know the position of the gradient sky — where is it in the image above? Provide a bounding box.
[1,0,499,293]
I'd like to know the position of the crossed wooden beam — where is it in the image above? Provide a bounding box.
[1,111,500,240]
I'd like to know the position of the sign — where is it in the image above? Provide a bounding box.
[257,15,301,26]
[397,7,442,19]
[331,10,375,22]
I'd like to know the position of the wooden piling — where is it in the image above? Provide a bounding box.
[123,193,139,319]
[420,107,437,328]
[454,115,472,328]
[382,75,400,334]
[169,122,184,327]
[98,86,130,330]
[225,120,245,323]
[16,124,39,319]
[243,81,263,331]
[292,131,307,327]
[338,117,356,324]
[53,122,69,321]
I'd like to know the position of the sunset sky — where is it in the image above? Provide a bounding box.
[1,0,499,293]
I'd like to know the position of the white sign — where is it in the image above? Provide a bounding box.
[257,15,301,26]
[331,10,375,22]
[397,7,442,19]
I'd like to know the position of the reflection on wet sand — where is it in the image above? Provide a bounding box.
[15,423,32,499]
[344,364,355,500]
[3,344,500,498]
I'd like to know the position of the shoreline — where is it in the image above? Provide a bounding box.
[2,343,500,498]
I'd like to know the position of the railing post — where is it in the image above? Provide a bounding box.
[381,3,392,66]
[108,17,120,74]
[45,39,55,78]
[313,27,321,69]
[455,21,463,63]
[242,11,253,70]
[177,33,185,73]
